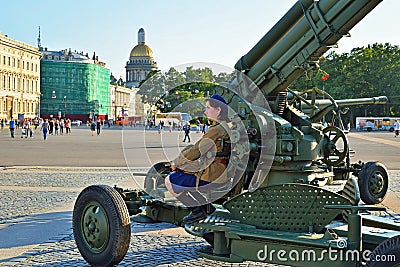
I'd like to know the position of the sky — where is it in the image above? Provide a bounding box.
[1,0,399,79]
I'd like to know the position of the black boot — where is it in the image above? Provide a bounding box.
[183,206,207,223]
[204,203,216,215]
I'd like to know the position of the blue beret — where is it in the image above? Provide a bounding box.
[210,94,226,105]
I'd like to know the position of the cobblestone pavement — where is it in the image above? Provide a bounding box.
[0,169,399,266]
[0,168,131,224]
[3,223,269,267]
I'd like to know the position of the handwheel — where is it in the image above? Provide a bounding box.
[322,126,349,166]
[73,185,131,267]
[358,161,389,204]
[289,87,336,118]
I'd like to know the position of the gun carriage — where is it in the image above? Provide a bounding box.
[73,0,400,266]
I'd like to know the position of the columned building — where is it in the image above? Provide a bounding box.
[0,32,42,121]
[125,28,158,88]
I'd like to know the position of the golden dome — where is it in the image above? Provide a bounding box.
[130,43,154,58]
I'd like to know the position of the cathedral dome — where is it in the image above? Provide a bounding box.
[130,43,154,58]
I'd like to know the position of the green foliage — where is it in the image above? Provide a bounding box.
[291,43,400,118]
[137,66,234,114]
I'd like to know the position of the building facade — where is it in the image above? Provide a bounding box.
[110,80,134,123]
[125,28,158,88]
[0,32,42,121]
[40,48,110,121]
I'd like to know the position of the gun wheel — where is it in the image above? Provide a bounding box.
[366,235,400,267]
[73,185,131,267]
[358,161,389,204]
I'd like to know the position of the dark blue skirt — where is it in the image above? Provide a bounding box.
[169,171,210,194]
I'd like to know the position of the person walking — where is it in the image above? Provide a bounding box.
[90,120,96,136]
[182,121,191,143]
[60,119,64,135]
[65,118,71,135]
[9,118,15,138]
[41,119,49,140]
[394,120,400,138]
[96,119,102,136]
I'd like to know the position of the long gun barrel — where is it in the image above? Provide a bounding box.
[314,96,388,109]
[235,0,382,98]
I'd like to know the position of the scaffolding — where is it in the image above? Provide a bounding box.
[40,61,110,120]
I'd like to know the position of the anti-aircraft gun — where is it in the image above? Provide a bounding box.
[72,1,400,266]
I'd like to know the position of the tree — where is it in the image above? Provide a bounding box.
[137,66,232,114]
[291,43,400,118]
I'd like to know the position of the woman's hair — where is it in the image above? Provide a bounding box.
[207,96,229,122]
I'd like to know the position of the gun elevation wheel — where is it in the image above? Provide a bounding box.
[322,126,349,166]
[358,161,389,204]
[73,185,131,267]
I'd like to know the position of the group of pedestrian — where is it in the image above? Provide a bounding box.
[90,119,103,136]
[5,117,73,141]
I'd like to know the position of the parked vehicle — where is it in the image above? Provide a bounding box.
[71,120,82,126]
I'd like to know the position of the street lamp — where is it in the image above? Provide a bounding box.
[63,96,67,119]
[36,95,41,118]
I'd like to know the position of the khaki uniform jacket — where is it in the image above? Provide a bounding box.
[173,122,229,184]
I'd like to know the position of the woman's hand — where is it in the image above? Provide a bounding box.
[170,162,177,171]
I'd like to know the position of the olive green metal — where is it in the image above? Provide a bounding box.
[241,0,382,97]
[325,205,386,252]
[224,183,350,233]
[213,231,229,255]
[144,202,189,226]
[81,200,110,254]
[368,172,385,196]
[318,96,388,109]
[234,0,314,71]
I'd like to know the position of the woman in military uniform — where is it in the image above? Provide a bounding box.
[165,94,230,223]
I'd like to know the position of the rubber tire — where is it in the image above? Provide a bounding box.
[73,185,131,267]
[366,235,400,267]
[358,162,389,204]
